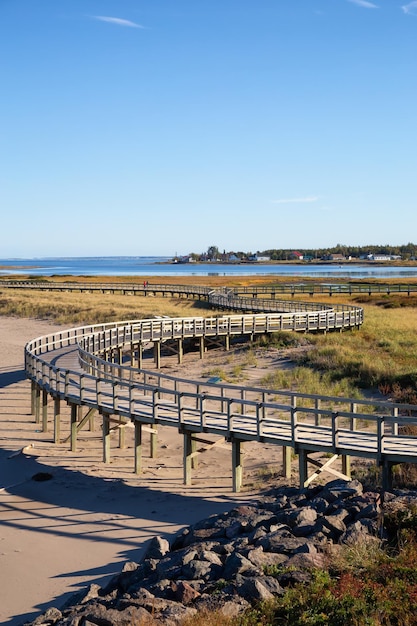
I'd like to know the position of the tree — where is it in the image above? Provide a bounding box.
[207,245,219,260]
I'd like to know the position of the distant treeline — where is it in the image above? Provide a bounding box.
[181,243,417,262]
[261,243,417,261]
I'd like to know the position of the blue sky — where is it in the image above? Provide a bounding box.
[0,0,416,257]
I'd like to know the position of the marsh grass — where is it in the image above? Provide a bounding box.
[258,294,417,402]
[0,288,210,325]
[260,366,362,399]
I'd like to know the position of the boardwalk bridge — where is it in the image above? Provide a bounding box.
[16,281,417,491]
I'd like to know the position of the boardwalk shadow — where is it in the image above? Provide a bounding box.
[0,449,245,625]
[0,367,27,387]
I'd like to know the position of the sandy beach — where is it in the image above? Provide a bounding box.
[0,316,287,625]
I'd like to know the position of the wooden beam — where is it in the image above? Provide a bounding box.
[42,389,48,432]
[191,434,198,469]
[31,380,36,416]
[342,454,351,479]
[62,408,97,443]
[154,341,161,369]
[70,403,77,452]
[150,425,158,458]
[134,421,142,475]
[54,397,61,444]
[283,445,292,479]
[118,416,125,449]
[184,431,192,486]
[302,453,350,489]
[299,449,308,490]
[102,412,111,464]
[232,438,243,493]
[35,385,41,424]
[382,459,393,491]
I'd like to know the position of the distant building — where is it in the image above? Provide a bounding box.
[326,254,346,262]
[289,251,304,260]
[249,254,271,262]
[366,254,402,261]
[177,255,196,263]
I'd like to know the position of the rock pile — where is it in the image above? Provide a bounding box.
[25,480,390,626]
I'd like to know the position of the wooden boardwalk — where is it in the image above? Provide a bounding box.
[3,279,417,298]
[23,285,417,491]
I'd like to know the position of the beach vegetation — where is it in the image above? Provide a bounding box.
[177,529,417,626]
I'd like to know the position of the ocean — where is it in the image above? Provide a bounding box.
[1,256,417,279]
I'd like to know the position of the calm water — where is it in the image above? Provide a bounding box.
[1,256,417,279]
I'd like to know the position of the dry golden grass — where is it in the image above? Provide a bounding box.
[0,287,211,325]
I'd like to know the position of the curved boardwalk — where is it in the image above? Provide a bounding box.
[22,283,417,491]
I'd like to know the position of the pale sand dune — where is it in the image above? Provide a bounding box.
[0,317,284,625]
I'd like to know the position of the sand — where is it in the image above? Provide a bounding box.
[0,316,288,626]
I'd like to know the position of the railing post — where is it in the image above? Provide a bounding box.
[332,411,339,449]
[392,407,398,436]
[291,395,297,445]
[315,397,321,426]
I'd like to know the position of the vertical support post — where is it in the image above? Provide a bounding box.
[119,416,125,449]
[54,397,61,444]
[191,434,198,469]
[342,455,351,479]
[299,448,308,490]
[184,431,192,485]
[199,336,205,359]
[42,389,48,432]
[70,403,77,452]
[35,385,41,424]
[31,380,36,416]
[89,409,95,432]
[178,339,183,365]
[150,426,157,458]
[134,421,142,474]
[102,412,111,463]
[232,438,243,493]
[130,343,136,367]
[382,459,393,491]
[138,343,143,369]
[154,341,161,369]
[225,335,230,351]
[283,446,292,479]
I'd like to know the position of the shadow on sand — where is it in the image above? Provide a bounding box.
[1,447,247,626]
